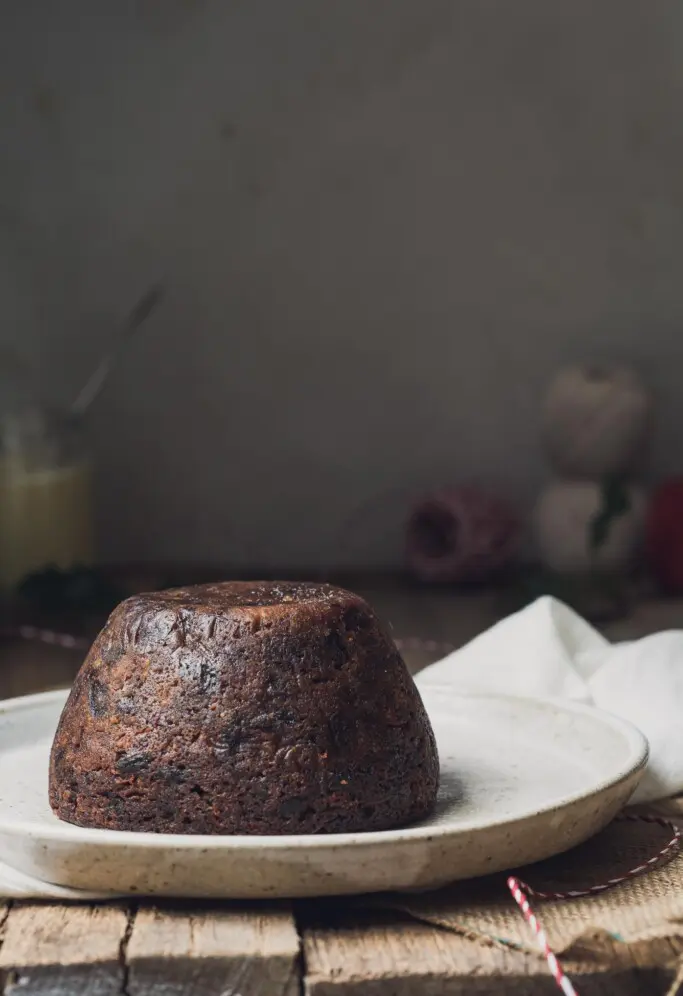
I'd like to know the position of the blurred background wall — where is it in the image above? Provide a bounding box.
[1,0,682,570]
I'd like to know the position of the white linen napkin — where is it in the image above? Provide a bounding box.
[416,595,681,805]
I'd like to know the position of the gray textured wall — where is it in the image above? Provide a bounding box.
[1,1,683,568]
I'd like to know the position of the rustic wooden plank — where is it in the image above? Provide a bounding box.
[0,640,81,700]
[303,919,547,995]
[352,581,501,676]
[0,902,130,996]
[126,905,300,996]
[302,913,683,995]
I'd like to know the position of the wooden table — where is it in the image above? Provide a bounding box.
[3,901,682,994]
[1,579,682,994]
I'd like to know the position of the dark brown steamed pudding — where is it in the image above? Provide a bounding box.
[49,582,440,834]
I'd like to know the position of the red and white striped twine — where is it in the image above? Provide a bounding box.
[4,625,90,651]
[508,873,578,996]
[508,814,682,995]
[4,630,681,993]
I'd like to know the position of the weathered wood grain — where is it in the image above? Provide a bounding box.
[1,902,682,995]
[304,915,546,996]
[0,902,130,996]
[126,905,300,996]
[0,640,82,700]
[302,912,683,995]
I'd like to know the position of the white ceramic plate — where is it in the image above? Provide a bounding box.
[0,687,647,899]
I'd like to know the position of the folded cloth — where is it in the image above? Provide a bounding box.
[416,595,680,804]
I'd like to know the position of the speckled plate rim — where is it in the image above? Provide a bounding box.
[0,687,648,849]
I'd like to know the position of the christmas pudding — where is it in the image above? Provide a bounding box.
[49,581,439,834]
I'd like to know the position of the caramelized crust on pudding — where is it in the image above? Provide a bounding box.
[49,581,440,834]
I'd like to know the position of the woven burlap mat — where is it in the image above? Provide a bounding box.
[371,801,683,958]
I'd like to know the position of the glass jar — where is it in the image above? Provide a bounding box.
[0,406,94,590]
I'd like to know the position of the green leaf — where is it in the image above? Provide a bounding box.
[589,474,631,554]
